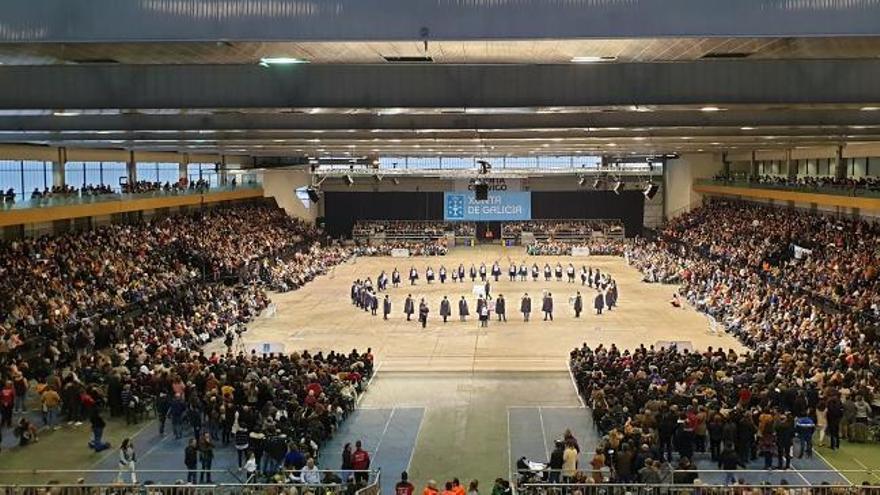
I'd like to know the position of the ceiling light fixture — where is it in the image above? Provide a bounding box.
[740,126,755,130]
[53,110,81,117]
[259,57,309,66]
[860,106,880,111]
[700,106,723,112]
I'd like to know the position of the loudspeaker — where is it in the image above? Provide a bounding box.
[643,183,659,200]
[475,183,489,200]
[306,187,320,203]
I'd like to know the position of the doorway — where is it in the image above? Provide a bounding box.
[476,221,501,243]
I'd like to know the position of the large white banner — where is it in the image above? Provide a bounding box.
[391,248,410,257]
[572,247,591,256]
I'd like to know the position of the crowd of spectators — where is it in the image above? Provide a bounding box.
[258,243,355,293]
[10,178,219,205]
[502,220,624,240]
[0,203,364,469]
[352,221,465,238]
[714,174,880,195]
[527,240,626,256]
[568,200,880,486]
[354,240,449,257]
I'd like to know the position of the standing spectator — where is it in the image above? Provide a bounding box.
[718,443,740,486]
[185,438,199,484]
[341,443,354,483]
[40,386,61,428]
[199,432,215,483]
[352,440,371,485]
[0,381,15,428]
[89,409,109,452]
[117,438,137,484]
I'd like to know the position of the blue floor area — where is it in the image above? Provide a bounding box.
[88,421,244,484]
[319,407,424,495]
[690,450,848,486]
[508,407,597,479]
[508,407,847,487]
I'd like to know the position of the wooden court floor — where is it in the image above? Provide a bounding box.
[229,245,746,372]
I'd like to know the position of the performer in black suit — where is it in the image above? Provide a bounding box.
[440,296,451,323]
[542,292,554,321]
[521,293,532,322]
[458,296,470,321]
[404,295,415,321]
[496,294,507,322]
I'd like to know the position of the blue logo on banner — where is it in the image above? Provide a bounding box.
[446,194,466,219]
[444,191,531,221]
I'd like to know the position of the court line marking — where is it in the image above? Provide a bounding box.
[371,407,397,461]
[537,407,550,461]
[567,363,586,408]
[506,408,513,483]
[850,456,880,482]
[813,449,853,485]
[405,408,426,473]
[792,465,811,487]
[357,361,382,407]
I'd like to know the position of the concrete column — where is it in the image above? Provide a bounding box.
[750,150,758,178]
[219,156,228,185]
[834,145,847,179]
[127,150,137,183]
[179,154,189,180]
[721,152,730,177]
[786,149,796,179]
[52,147,67,187]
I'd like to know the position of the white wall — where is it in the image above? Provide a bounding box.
[664,153,723,219]
[261,169,318,222]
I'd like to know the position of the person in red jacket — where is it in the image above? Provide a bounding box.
[351,440,371,485]
[395,471,415,495]
[0,381,15,428]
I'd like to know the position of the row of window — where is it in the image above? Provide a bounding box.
[755,157,879,177]
[376,155,607,170]
[0,161,221,199]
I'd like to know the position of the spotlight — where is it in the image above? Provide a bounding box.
[373,174,383,182]
[643,183,659,199]
[612,180,624,195]
[392,177,400,185]
[305,187,321,203]
[578,176,587,187]
[593,178,604,189]
[474,181,489,200]
[344,175,354,186]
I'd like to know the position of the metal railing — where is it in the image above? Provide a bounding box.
[694,178,880,198]
[0,180,261,211]
[0,469,379,491]
[518,483,880,495]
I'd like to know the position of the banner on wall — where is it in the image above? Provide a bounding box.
[444,191,531,221]
[454,178,522,192]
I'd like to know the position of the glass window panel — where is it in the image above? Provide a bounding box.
[295,186,311,210]
[136,163,159,182]
[0,160,23,199]
[155,163,179,184]
[21,161,49,196]
[101,162,128,191]
[84,162,103,186]
[65,162,86,188]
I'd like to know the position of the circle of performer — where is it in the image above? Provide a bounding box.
[350,260,618,327]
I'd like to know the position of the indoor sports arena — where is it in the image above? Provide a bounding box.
[1,1,880,493]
